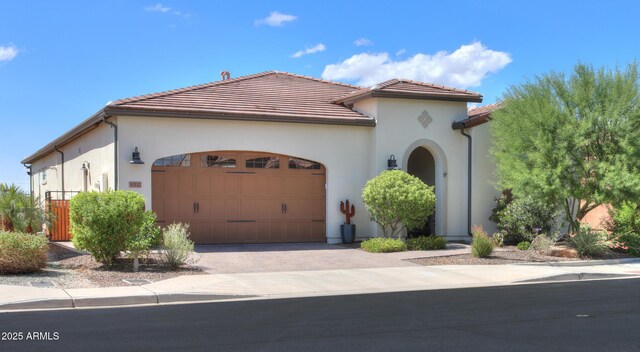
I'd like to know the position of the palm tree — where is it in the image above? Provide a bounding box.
[0,183,52,233]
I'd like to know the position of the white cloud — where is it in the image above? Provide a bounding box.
[395,49,406,56]
[0,45,17,62]
[145,3,190,18]
[322,41,512,88]
[145,3,170,13]
[353,38,373,46]
[292,43,326,58]
[255,11,297,27]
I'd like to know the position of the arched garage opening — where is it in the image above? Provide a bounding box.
[151,151,326,244]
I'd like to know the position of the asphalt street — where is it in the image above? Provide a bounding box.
[1,278,639,352]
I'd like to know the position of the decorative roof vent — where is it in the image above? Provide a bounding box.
[220,70,231,80]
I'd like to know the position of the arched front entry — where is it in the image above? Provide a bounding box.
[151,151,326,244]
[407,147,436,234]
[403,140,447,236]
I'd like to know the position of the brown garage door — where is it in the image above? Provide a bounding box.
[152,151,326,244]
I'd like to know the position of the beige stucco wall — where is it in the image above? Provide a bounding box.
[471,122,499,235]
[113,100,497,243]
[30,121,116,203]
[358,98,472,239]
[116,115,373,244]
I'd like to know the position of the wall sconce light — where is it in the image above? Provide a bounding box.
[80,161,90,192]
[387,155,398,170]
[129,147,145,165]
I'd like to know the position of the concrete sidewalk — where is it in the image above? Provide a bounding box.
[1,259,639,311]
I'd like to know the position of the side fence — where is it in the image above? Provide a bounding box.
[45,191,80,241]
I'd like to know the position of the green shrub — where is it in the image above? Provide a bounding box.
[360,237,407,253]
[496,196,559,243]
[362,170,436,238]
[571,229,609,258]
[618,233,640,256]
[70,191,146,265]
[162,223,196,269]
[516,241,531,250]
[607,202,640,235]
[0,232,48,274]
[126,210,162,272]
[407,236,447,250]
[471,225,494,258]
[530,234,555,254]
[492,232,505,247]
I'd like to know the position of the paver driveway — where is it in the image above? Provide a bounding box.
[194,243,423,274]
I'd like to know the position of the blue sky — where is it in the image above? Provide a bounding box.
[1,0,639,189]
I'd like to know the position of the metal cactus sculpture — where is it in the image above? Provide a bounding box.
[340,199,356,224]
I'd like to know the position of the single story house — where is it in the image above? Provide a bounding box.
[22,70,499,244]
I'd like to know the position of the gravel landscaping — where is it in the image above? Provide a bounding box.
[0,244,203,289]
[406,246,633,266]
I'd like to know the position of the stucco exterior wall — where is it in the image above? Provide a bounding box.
[116,115,373,244]
[29,121,115,202]
[471,122,499,234]
[27,98,498,244]
[358,98,471,239]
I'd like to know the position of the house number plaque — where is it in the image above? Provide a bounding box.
[129,181,142,188]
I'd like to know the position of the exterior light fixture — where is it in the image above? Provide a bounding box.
[81,161,90,191]
[387,155,398,170]
[129,147,145,165]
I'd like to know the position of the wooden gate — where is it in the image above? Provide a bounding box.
[45,191,79,241]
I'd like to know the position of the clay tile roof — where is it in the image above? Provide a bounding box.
[332,78,483,104]
[458,103,502,128]
[109,71,370,123]
[467,102,501,117]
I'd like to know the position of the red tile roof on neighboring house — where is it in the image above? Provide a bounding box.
[454,103,501,128]
[332,78,483,105]
[468,103,501,117]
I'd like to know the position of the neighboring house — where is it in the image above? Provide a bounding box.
[22,71,499,244]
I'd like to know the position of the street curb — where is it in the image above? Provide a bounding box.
[155,293,256,303]
[516,272,638,283]
[0,298,74,311]
[0,293,258,311]
[516,258,640,267]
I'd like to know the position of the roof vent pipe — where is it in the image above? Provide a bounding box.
[220,70,230,80]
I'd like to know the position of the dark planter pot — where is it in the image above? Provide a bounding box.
[340,224,356,244]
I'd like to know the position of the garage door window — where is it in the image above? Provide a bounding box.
[246,156,279,169]
[201,155,236,168]
[288,157,322,170]
[153,154,191,167]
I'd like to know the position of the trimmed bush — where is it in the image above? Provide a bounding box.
[70,191,146,265]
[407,236,447,250]
[471,225,494,258]
[126,210,162,272]
[362,170,436,238]
[571,229,609,258]
[495,196,559,243]
[360,237,407,253]
[162,223,195,269]
[516,241,531,250]
[0,232,48,274]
